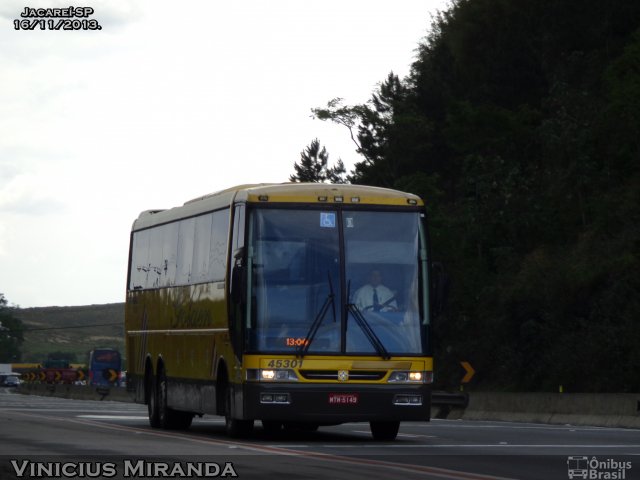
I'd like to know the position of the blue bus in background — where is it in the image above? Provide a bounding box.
[88,348,122,387]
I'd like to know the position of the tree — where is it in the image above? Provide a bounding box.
[0,293,24,362]
[309,0,640,392]
[311,72,431,187]
[289,138,347,184]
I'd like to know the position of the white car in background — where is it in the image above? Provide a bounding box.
[3,375,21,387]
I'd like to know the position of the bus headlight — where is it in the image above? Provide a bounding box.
[261,370,276,380]
[246,369,299,382]
[387,371,433,384]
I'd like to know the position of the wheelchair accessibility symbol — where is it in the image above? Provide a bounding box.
[320,212,336,228]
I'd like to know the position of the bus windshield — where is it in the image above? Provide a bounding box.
[246,208,428,356]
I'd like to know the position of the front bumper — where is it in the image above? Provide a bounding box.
[243,382,431,423]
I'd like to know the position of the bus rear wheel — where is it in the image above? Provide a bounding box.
[225,414,253,438]
[156,369,193,430]
[147,373,160,428]
[369,421,400,441]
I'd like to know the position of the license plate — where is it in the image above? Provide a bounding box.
[328,393,359,405]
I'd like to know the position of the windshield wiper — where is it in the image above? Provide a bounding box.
[347,302,390,360]
[297,274,335,358]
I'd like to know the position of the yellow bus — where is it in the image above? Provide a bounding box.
[125,183,434,440]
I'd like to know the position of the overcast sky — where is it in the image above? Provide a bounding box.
[1,0,449,308]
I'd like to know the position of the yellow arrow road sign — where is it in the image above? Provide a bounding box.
[461,361,475,384]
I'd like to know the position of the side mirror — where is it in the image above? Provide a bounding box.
[231,248,246,305]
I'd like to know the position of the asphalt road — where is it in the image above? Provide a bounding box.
[1,387,638,480]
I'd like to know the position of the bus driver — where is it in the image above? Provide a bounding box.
[353,269,398,312]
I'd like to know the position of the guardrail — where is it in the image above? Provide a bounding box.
[431,391,469,419]
[432,391,469,408]
[17,382,132,402]
[462,392,640,429]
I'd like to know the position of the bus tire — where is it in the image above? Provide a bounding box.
[157,368,193,430]
[369,421,400,441]
[225,415,253,438]
[224,382,253,438]
[171,411,194,430]
[147,373,160,428]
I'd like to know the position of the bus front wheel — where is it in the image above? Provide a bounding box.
[224,383,253,437]
[369,421,400,441]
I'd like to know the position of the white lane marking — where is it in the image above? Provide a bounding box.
[351,430,436,438]
[77,415,149,420]
[318,444,640,449]
[75,415,226,423]
[2,408,146,413]
[268,445,310,448]
[398,432,437,438]
[426,420,638,432]
[350,430,435,439]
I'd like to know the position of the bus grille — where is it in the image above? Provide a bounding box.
[299,370,386,381]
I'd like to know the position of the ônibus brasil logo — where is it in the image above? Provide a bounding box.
[567,456,632,479]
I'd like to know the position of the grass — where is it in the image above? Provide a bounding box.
[15,303,125,365]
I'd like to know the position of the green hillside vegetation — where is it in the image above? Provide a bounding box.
[311,0,640,392]
[15,303,124,364]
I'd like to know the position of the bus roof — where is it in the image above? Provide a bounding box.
[132,183,423,231]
